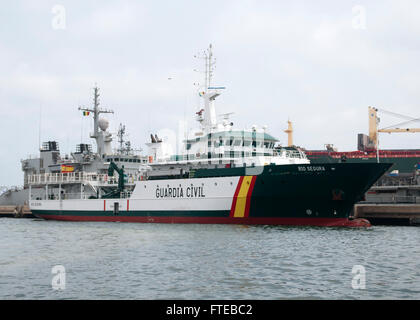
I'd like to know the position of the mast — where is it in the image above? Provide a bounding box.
[195,44,224,133]
[78,86,114,156]
[117,123,126,154]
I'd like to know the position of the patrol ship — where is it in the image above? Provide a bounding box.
[28,45,391,227]
[0,87,148,208]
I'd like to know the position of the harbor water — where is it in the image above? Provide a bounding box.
[0,218,419,300]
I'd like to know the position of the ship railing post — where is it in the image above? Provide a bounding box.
[29,185,32,201]
[58,184,61,200]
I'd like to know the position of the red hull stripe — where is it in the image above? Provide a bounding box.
[36,215,370,227]
[244,176,257,218]
[230,176,244,217]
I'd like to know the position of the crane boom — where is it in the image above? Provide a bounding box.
[379,128,420,133]
[103,161,126,198]
[368,106,420,148]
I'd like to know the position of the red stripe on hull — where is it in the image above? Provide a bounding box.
[244,176,257,218]
[229,176,244,217]
[36,215,370,227]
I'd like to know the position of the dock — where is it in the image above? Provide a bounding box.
[353,203,420,226]
[0,205,34,218]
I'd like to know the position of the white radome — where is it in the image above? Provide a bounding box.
[98,118,109,131]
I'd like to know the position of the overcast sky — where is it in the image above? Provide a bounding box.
[1,0,420,186]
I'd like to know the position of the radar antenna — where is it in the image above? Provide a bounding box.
[117,123,126,154]
[116,123,142,155]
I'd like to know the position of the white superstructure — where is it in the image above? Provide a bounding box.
[146,44,308,170]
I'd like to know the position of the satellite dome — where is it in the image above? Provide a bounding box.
[98,118,109,131]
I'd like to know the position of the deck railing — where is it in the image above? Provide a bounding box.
[27,172,143,186]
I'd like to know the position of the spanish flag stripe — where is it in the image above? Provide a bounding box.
[244,176,257,218]
[61,165,74,173]
[229,176,244,217]
[233,176,254,218]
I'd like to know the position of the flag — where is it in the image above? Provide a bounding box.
[61,165,74,173]
[83,111,90,116]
